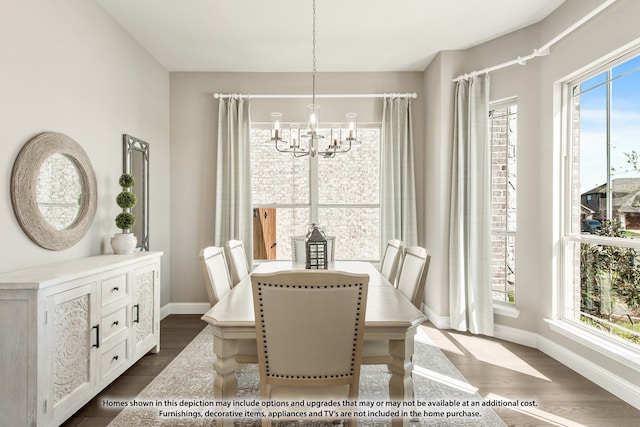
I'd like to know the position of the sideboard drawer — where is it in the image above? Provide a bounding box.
[101,306,128,343]
[101,274,127,306]
[101,338,129,381]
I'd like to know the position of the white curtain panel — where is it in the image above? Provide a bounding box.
[449,75,494,336]
[214,97,253,266]
[381,96,418,256]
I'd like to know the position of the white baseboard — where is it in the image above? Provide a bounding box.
[538,333,640,411]
[160,302,209,320]
[493,323,539,348]
[422,304,450,329]
[493,323,640,411]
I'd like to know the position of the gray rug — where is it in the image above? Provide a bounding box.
[108,326,505,426]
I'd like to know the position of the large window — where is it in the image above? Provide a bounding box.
[490,101,518,303]
[563,49,640,346]
[251,125,381,261]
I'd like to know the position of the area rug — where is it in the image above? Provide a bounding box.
[108,326,505,426]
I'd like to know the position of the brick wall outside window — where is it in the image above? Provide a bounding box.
[490,103,517,303]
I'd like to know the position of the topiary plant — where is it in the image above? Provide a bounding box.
[115,173,136,232]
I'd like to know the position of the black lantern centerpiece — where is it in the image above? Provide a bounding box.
[305,223,328,269]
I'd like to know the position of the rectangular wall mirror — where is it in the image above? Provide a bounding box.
[123,134,149,251]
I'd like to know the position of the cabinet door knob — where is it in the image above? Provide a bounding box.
[112,320,119,326]
[112,355,119,362]
[112,286,119,291]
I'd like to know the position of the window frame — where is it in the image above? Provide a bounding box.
[559,45,640,355]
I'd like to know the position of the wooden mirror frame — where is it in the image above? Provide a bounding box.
[11,132,98,250]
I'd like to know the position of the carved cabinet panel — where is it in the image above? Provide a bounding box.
[50,283,98,415]
[132,263,160,359]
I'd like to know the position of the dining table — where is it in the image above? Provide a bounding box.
[201,260,427,427]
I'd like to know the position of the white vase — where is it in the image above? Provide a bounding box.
[111,233,137,254]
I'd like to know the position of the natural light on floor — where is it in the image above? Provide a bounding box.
[411,364,479,395]
[417,326,466,356]
[445,332,551,381]
[485,393,588,427]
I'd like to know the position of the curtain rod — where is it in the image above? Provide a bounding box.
[452,0,619,82]
[213,92,417,99]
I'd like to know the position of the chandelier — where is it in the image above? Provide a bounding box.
[267,0,358,158]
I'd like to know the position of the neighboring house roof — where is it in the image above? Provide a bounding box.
[581,204,595,214]
[583,184,607,195]
[583,179,640,195]
[617,192,640,213]
[582,178,640,214]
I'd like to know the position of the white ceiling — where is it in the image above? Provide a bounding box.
[96,0,565,72]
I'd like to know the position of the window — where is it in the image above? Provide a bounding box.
[490,101,518,303]
[251,125,381,261]
[563,49,640,346]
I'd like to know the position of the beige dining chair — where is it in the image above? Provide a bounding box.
[251,270,369,426]
[379,239,403,286]
[291,235,336,262]
[396,246,431,309]
[199,246,233,307]
[225,239,251,286]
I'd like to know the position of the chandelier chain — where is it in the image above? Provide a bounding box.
[312,0,316,106]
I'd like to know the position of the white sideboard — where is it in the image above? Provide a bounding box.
[0,251,162,427]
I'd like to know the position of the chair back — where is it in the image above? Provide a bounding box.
[226,239,250,285]
[379,239,403,285]
[291,235,336,262]
[396,246,431,308]
[291,235,307,262]
[251,270,368,400]
[199,246,233,306]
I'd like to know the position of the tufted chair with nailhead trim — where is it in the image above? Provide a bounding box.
[251,270,369,427]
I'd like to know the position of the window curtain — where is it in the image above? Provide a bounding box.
[214,96,253,265]
[381,96,418,255]
[449,75,494,336]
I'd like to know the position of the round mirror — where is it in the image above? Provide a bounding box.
[11,132,97,250]
[37,153,82,230]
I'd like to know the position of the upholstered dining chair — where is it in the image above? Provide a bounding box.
[251,270,369,426]
[291,235,336,262]
[379,239,403,286]
[396,246,431,309]
[225,239,251,286]
[199,246,233,307]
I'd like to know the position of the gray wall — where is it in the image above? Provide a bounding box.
[0,0,171,305]
[169,72,425,304]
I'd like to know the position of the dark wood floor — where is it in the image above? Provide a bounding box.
[62,314,207,427]
[63,315,640,426]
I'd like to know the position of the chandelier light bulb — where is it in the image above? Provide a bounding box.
[271,112,283,140]
[346,113,357,140]
[307,104,320,134]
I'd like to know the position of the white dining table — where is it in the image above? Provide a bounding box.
[201,260,427,427]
